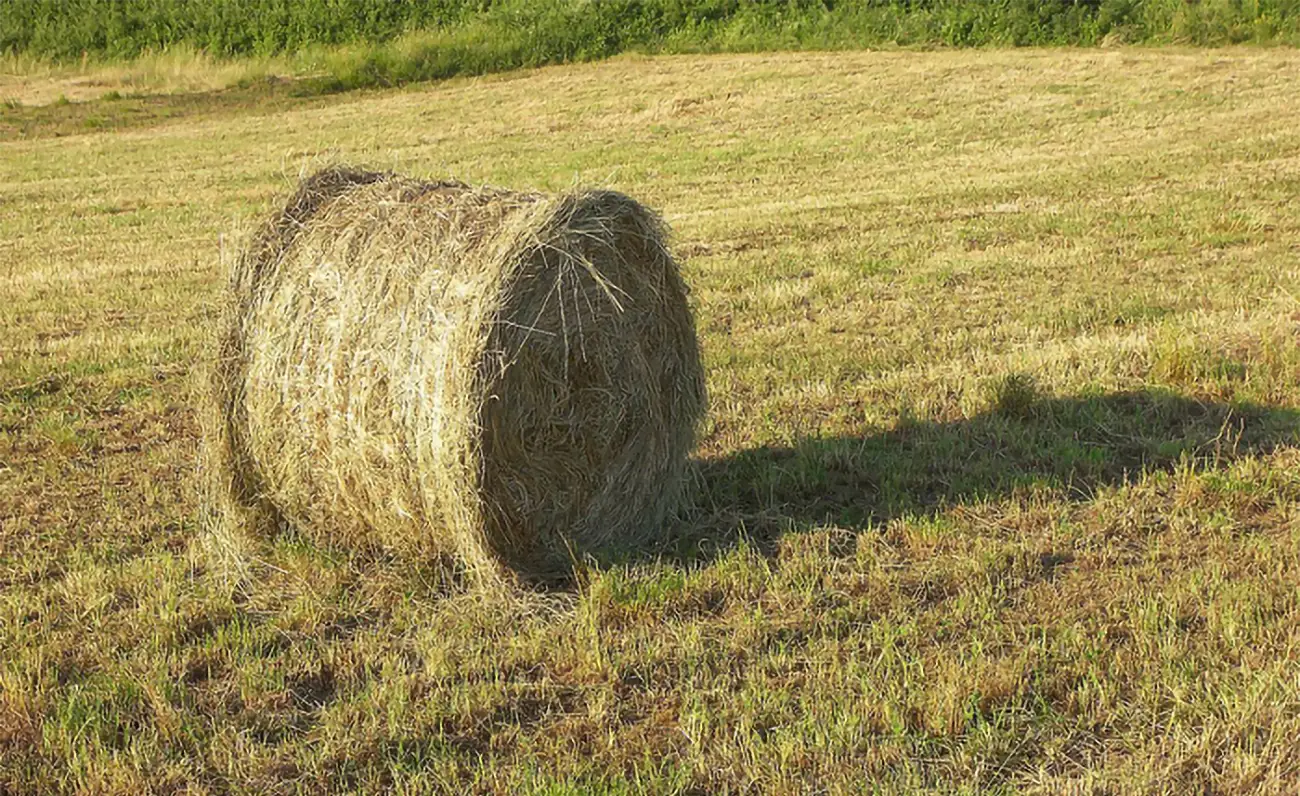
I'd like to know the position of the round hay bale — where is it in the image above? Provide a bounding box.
[205,167,706,580]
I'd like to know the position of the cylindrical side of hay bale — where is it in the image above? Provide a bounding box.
[207,167,706,578]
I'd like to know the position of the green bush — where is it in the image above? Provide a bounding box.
[3,0,1299,88]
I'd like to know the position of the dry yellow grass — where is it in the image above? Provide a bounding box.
[2,49,1299,793]
[0,46,300,106]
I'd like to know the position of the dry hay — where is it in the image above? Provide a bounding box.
[203,166,706,582]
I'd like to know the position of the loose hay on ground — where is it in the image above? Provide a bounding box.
[202,167,706,582]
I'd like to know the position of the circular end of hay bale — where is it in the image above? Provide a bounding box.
[206,169,706,581]
[475,190,705,574]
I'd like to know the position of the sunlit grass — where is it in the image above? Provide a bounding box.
[0,45,322,106]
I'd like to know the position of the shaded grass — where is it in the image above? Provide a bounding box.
[686,387,1300,560]
[0,77,341,140]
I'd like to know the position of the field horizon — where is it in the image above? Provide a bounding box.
[3,49,1300,793]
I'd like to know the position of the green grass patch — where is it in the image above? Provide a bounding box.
[5,0,1300,92]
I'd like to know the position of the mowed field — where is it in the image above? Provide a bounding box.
[3,49,1300,793]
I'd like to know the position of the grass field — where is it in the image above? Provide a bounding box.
[2,49,1300,793]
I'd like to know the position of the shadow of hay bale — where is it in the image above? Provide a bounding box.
[666,390,1300,566]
